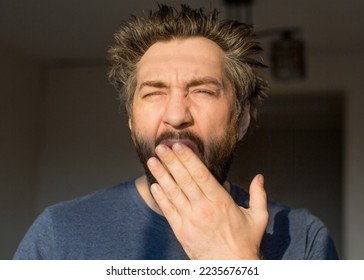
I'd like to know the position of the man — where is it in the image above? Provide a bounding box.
[14,4,338,260]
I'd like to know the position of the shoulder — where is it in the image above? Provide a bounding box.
[14,180,136,259]
[230,184,338,259]
[264,201,338,259]
[47,180,135,216]
[230,183,330,232]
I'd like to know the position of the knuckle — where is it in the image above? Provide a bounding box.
[178,174,193,187]
[153,166,167,178]
[167,186,181,200]
[216,199,230,213]
[195,205,213,223]
[163,152,175,165]
[193,168,210,184]
[163,204,177,219]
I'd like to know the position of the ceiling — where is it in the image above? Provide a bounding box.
[1,0,363,63]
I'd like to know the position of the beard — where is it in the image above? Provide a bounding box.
[131,123,239,186]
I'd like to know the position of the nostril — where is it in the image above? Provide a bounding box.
[163,98,193,129]
[163,119,193,130]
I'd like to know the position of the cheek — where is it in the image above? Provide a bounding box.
[196,105,235,139]
[130,106,163,138]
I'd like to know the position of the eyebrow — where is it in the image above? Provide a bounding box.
[187,77,223,89]
[138,80,168,90]
[138,76,224,90]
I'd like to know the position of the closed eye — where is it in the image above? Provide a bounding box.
[187,76,223,97]
[142,91,167,99]
[195,89,212,94]
[191,88,219,97]
[144,91,165,96]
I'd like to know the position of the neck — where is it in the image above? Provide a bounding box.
[135,175,163,215]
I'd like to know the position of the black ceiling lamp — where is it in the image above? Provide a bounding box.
[223,0,306,81]
[270,29,305,80]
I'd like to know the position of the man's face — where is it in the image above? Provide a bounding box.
[129,37,246,184]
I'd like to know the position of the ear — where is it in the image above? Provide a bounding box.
[128,117,133,131]
[238,101,251,141]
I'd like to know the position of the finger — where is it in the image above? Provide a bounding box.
[248,174,269,222]
[147,156,188,209]
[155,144,204,202]
[150,183,182,229]
[172,142,227,200]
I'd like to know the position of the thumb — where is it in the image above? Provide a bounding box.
[249,174,268,215]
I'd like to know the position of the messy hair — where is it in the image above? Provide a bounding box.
[108,4,268,123]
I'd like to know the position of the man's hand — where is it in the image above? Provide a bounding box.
[147,142,268,260]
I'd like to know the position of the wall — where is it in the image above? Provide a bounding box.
[35,65,142,213]
[0,49,42,259]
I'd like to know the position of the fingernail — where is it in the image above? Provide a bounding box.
[172,142,183,153]
[156,144,168,155]
[147,158,158,171]
[258,174,264,184]
[150,183,160,194]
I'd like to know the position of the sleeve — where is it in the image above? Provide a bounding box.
[13,208,56,260]
[304,212,339,260]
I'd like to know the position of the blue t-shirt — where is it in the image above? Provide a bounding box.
[13,180,338,259]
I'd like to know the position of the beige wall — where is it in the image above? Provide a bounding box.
[1,49,363,259]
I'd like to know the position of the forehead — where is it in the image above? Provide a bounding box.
[136,37,227,83]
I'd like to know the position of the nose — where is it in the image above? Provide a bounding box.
[162,90,193,130]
